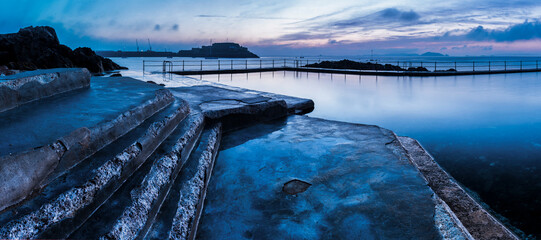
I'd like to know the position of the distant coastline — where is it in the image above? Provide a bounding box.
[97,42,259,58]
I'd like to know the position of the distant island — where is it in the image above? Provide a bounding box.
[421,52,448,57]
[97,42,259,58]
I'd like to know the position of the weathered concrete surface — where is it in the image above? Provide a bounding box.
[0,88,174,213]
[0,68,90,113]
[169,85,313,129]
[0,76,162,156]
[0,102,189,239]
[100,114,205,240]
[397,136,519,240]
[168,123,222,240]
[198,115,449,239]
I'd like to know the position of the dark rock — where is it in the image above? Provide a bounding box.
[305,59,404,71]
[110,73,122,77]
[0,66,15,76]
[282,179,311,195]
[0,26,126,73]
[146,80,158,85]
[407,66,429,72]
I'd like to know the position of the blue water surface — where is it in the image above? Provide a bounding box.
[198,71,541,238]
[111,57,541,237]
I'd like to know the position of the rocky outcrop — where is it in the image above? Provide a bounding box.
[306,59,430,72]
[0,26,126,73]
[306,59,405,71]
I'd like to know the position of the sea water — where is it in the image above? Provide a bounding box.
[112,56,541,237]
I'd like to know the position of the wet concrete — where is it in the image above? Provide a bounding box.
[169,85,313,130]
[0,102,188,239]
[0,68,91,113]
[0,76,162,156]
[198,115,445,239]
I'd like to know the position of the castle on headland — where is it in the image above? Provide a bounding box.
[97,42,259,58]
[178,42,259,58]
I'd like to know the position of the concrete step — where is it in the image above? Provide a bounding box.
[147,123,222,240]
[0,99,190,239]
[0,81,171,212]
[70,113,204,240]
[0,68,91,113]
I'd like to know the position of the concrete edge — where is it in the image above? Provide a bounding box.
[190,82,314,115]
[396,136,519,240]
[202,99,288,131]
[0,89,175,214]
[103,113,205,240]
[0,68,91,113]
[169,122,222,240]
[0,102,190,240]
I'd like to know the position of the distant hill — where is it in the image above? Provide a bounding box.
[421,52,448,57]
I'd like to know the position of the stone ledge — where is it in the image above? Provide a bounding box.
[0,89,175,213]
[0,104,189,239]
[397,136,519,240]
[0,68,91,113]
[104,114,204,240]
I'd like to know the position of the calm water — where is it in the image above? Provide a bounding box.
[112,57,541,238]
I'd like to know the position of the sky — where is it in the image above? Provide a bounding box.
[1,0,541,56]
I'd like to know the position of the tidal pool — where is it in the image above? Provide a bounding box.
[197,71,541,238]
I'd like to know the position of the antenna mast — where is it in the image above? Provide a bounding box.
[147,39,152,51]
[136,39,139,52]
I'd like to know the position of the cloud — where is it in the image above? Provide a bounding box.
[379,8,420,22]
[465,20,541,42]
[154,24,161,31]
[275,31,334,41]
[196,14,226,18]
[324,8,422,29]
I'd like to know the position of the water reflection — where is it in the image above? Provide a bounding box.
[199,71,541,238]
[110,57,541,237]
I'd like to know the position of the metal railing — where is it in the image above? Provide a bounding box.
[142,59,541,74]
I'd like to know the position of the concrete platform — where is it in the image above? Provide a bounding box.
[169,85,314,129]
[198,115,467,239]
[0,76,162,156]
[0,68,91,113]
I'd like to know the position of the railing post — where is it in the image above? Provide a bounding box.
[143,60,145,73]
[200,60,203,71]
[473,62,475,72]
[504,61,506,71]
[537,60,539,70]
[489,61,491,72]
[245,60,248,70]
[520,61,523,70]
[231,60,233,70]
[454,62,457,71]
[218,60,220,70]
[273,59,275,68]
[260,59,262,69]
[434,62,437,72]
[284,59,286,67]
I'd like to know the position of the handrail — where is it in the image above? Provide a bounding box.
[141,58,541,74]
